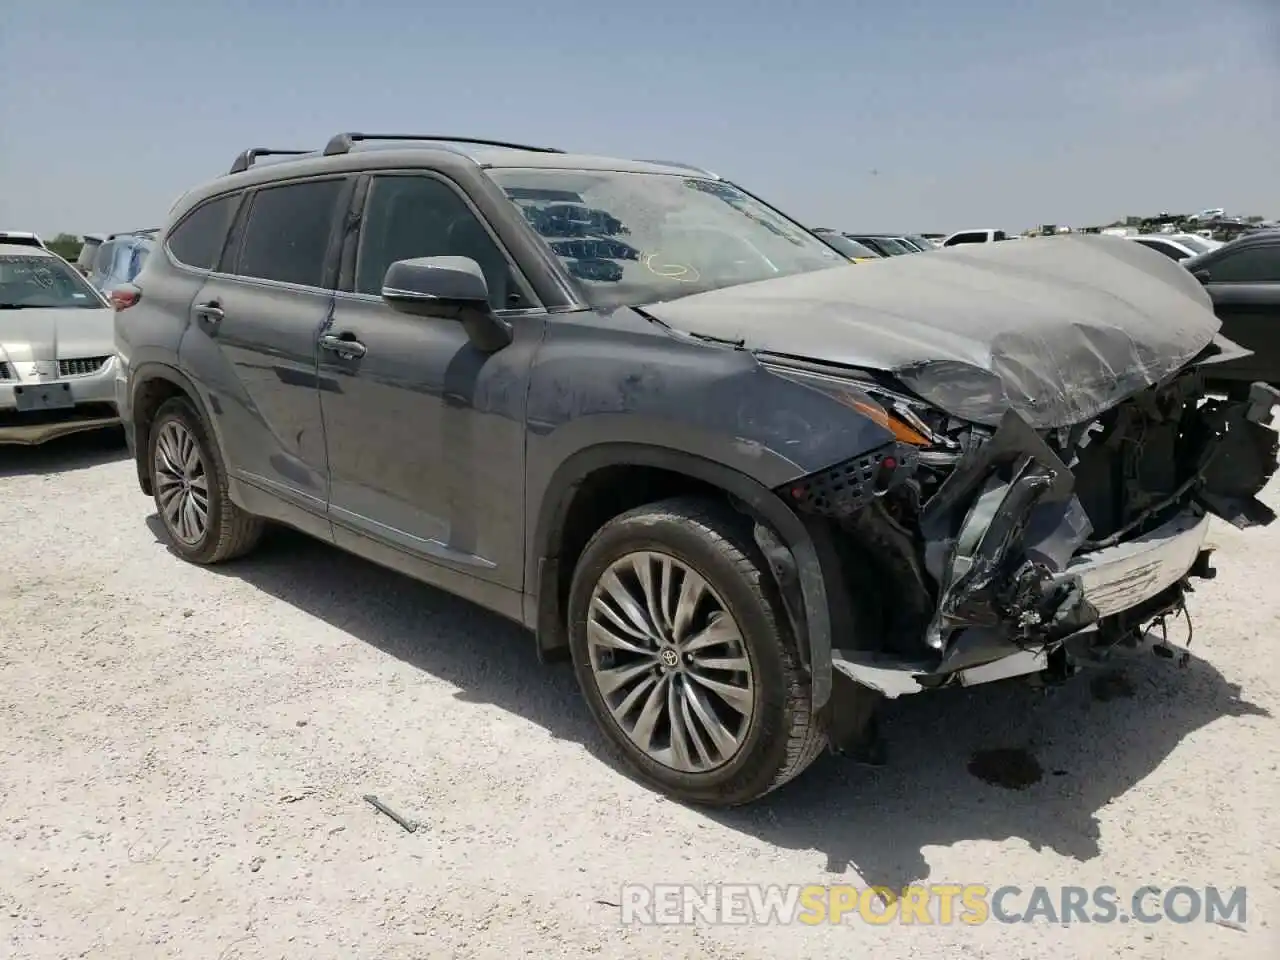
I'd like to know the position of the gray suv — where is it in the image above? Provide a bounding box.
[115,132,1279,806]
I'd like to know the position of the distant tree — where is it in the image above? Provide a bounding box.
[46,233,83,260]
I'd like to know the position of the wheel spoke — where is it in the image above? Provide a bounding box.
[610,671,660,723]
[182,494,202,541]
[598,570,661,642]
[667,677,695,772]
[632,553,671,637]
[189,491,209,528]
[683,681,741,760]
[595,658,659,697]
[682,612,742,653]
[588,619,656,657]
[686,670,753,715]
[677,689,715,769]
[670,567,708,642]
[157,429,183,476]
[630,676,669,753]
[590,595,654,646]
[159,485,183,525]
[690,655,751,673]
[182,434,200,473]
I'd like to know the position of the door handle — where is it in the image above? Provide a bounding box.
[319,333,367,360]
[193,301,224,324]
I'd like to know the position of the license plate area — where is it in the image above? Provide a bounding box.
[13,382,74,412]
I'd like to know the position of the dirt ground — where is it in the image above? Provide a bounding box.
[2,430,1277,959]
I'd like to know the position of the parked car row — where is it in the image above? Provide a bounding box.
[812,229,941,259]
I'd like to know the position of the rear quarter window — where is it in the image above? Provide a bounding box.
[166,194,240,270]
[234,179,345,287]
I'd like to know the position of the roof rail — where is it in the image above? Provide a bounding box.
[321,132,565,157]
[228,148,312,175]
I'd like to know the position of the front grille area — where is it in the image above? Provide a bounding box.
[782,443,913,519]
[58,356,110,377]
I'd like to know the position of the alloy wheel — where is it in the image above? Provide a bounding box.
[154,420,210,545]
[585,551,756,773]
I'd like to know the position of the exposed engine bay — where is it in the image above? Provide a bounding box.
[775,365,1280,694]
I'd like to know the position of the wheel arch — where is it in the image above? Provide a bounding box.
[529,442,836,709]
[128,362,216,495]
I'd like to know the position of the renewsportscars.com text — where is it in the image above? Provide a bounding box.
[620,883,1248,927]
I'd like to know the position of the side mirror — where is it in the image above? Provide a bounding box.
[381,256,513,352]
[1191,268,1211,283]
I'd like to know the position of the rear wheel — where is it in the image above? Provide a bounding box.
[148,396,264,564]
[567,497,826,807]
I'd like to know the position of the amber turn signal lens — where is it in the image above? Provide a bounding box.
[845,397,932,446]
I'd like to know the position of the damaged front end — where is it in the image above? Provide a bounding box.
[775,367,1280,703]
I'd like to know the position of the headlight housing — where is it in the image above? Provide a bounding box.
[764,363,953,448]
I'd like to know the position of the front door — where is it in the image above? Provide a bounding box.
[317,171,543,605]
[184,175,351,518]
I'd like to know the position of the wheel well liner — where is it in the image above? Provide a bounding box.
[531,443,836,709]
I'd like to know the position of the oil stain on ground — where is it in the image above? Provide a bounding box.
[967,748,1044,789]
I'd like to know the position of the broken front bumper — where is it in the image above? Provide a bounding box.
[784,377,1278,704]
[832,506,1213,697]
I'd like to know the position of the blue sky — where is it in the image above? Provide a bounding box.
[2,0,1276,236]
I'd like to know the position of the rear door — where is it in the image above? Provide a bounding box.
[182,175,353,524]
[1200,240,1280,382]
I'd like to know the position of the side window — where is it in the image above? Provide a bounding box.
[167,195,238,270]
[128,243,151,280]
[89,240,116,281]
[237,179,345,287]
[354,174,528,309]
[1203,246,1280,283]
[947,232,987,246]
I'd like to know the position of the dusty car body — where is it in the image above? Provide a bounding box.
[116,136,1278,807]
[0,242,121,445]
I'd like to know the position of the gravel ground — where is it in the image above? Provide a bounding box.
[2,430,1278,959]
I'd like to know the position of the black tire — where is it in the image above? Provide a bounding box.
[567,496,826,807]
[147,396,264,564]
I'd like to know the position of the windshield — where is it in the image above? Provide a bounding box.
[1172,235,1211,254]
[818,234,879,259]
[487,168,846,307]
[0,254,105,309]
[873,237,911,255]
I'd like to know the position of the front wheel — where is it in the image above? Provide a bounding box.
[567,497,826,807]
[148,396,264,564]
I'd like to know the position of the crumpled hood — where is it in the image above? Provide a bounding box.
[0,306,115,365]
[643,234,1227,429]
